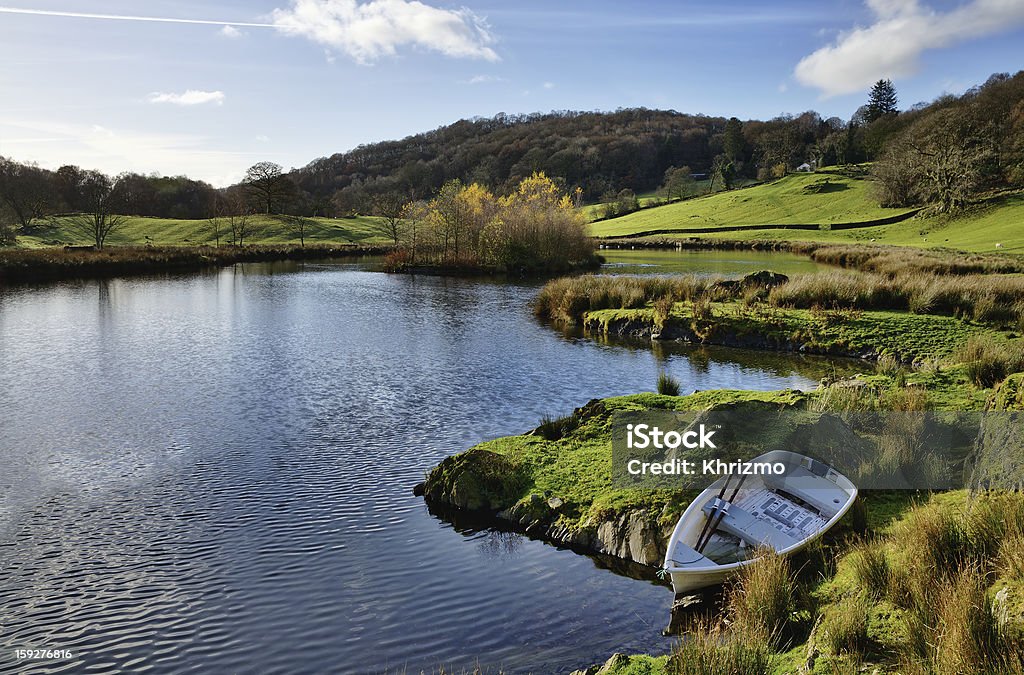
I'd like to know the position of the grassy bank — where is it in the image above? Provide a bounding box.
[15,213,392,248]
[0,244,389,284]
[426,371,1024,674]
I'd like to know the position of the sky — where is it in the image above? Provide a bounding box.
[1,0,1023,186]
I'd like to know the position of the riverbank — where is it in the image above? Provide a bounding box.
[420,368,1024,673]
[0,244,391,285]
[421,251,1024,672]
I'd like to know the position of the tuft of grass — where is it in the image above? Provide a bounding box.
[726,549,796,646]
[670,620,772,675]
[848,539,892,601]
[817,593,871,657]
[998,534,1024,581]
[656,372,681,396]
[932,566,1004,675]
[955,336,1024,388]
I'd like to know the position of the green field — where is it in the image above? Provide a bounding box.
[589,168,902,236]
[696,193,1024,253]
[16,214,392,248]
[589,167,1024,254]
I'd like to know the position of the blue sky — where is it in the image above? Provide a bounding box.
[1,0,1022,186]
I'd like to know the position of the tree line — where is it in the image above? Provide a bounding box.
[3,69,1023,246]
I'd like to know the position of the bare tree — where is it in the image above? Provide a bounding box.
[0,157,56,235]
[63,170,126,249]
[221,191,256,246]
[280,214,314,247]
[369,192,407,244]
[243,161,296,214]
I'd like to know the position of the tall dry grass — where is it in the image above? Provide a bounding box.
[533,274,721,323]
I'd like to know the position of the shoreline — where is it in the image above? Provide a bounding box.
[0,244,392,286]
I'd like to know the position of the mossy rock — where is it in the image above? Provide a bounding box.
[990,372,1024,411]
[423,448,530,512]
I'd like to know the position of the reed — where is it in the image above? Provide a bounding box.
[532,274,721,323]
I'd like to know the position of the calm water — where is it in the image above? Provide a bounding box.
[599,248,824,276]
[0,254,862,674]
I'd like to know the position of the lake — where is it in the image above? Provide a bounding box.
[0,251,863,674]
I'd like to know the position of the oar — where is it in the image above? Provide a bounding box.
[696,473,748,553]
[692,473,733,554]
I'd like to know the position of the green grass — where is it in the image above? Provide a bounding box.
[16,214,392,248]
[589,169,903,237]
[696,193,1024,254]
[588,168,1024,255]
[586,301,1011,362]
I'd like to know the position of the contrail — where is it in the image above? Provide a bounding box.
[0,6,274,27]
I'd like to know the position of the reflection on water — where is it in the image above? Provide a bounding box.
[599,248,825,276]
[0,254,869,674]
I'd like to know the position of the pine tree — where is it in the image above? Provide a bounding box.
[866,79,899,122]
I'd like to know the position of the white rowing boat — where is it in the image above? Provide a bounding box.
[662,450,857,594]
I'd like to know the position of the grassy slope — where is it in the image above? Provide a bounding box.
[705,192,1024,253]
[589,169,903,237]
[590,169,1024,254]
[17,214,392,248]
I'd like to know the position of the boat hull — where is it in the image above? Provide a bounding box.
[662,450,857,595]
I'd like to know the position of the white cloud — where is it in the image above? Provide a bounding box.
[459,74,504,85]
[795,0,1024,97]
[255,135,271,142]
[271,0,498,64]
[542,81,555,90]
[220,24,244,38]
[147,90,226,106]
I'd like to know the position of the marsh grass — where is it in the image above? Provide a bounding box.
[817,593,871,657]
[671,620,772,675]
[837,495,1024,673]
[848,539,892,600]
[657,372,681,396]
[533,275,719,323]
[726,549,796,646]
[956,336,1024,387]
[536,412,581,441]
